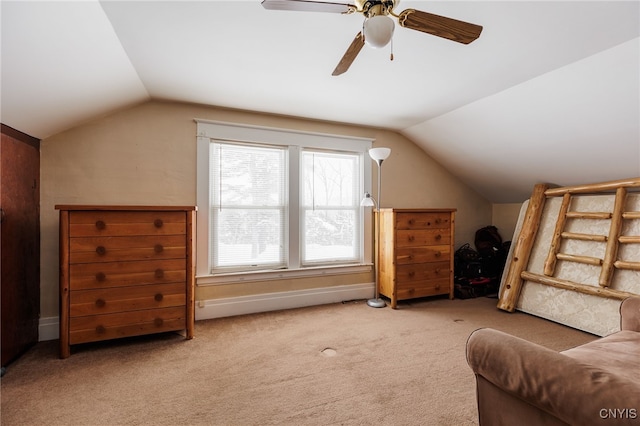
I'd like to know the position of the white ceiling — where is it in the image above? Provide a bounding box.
[1,0,639,203]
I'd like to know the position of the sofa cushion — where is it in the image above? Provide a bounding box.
[562,330,640,383]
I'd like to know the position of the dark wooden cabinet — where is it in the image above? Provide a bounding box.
[1,124,41,368]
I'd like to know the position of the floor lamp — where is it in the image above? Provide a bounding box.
[361,147,391,308]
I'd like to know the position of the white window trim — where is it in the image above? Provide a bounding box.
[195,119,374,284]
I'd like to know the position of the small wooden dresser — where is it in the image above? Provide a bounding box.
[56,205,196,358]
[378,208,455,308]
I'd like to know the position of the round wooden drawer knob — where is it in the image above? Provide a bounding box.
[95,220,106,230]
[435,251,441,257]
[154,244,163,253]
[155,269,164,279]
[96,272,106,282]
[95,298,106,308]
[154,293,164,302]
[96,325,106,334]
[435,234,442,240]
[154,318,164,327]
[96,246,107,255]
[154,219,163,228]
[408,235,415,242]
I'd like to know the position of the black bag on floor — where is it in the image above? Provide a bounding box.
[454,243,482,283]
[474,226,509,280]
[474,226,503,258]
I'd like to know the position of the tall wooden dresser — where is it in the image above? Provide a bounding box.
[56,205,196,358]
[378,208,456,308]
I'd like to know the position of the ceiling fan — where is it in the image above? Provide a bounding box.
[261,0,483,76]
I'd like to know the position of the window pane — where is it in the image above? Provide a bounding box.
[214,208,285,267]
[304,209,357,262]
[211,143,285,207]
[303,152,358,206]
[211,142,286,270]
[302,150,360,264]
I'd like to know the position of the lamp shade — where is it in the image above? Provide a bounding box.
[360,192,376,207]
[363,15,394,48]
[369,147,391,162]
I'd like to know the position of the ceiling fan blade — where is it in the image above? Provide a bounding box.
[332,32,365,76]
[398,9,483,44]
[262,0,355,14]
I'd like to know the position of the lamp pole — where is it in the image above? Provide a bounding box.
[366,147,391,308]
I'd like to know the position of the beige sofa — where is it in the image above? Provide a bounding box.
[466,297,640,425]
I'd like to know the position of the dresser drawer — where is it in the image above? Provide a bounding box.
[396,212,452,230]
[395,278,451,300]
[70,283,186,317]
[396,262,451,282]
[69,306,186,345]
[69,235,186,263]
[69,211,186,237]
[396,246,451,264]
[70,259,187,290]
[396,229,451,248]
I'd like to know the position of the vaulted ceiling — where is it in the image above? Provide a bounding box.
[2,1,639,203]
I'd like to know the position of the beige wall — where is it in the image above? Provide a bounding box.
[40,100,492,318]
[492,203,524,243]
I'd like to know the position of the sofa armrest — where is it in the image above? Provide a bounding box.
[467,328,640,425]
[620,297,640,332]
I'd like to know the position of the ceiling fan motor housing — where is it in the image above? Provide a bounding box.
[357,0,398,17]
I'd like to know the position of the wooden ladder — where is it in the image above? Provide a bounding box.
[498,178,640,312]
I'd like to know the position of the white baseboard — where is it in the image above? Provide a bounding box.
[38,283,374,341]
[195,282,374,321]
[39,316,59,341]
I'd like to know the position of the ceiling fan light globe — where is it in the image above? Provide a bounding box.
[363,15,394,48]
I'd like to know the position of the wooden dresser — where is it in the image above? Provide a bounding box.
[56,205,196,358]
[378,208,456,308]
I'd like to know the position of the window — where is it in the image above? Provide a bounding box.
[211,142,287,270]
[301,150,360,265]
[196,120,373,279]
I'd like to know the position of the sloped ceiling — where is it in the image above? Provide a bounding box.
[1,1,638,203]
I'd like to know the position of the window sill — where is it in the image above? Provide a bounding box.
[196,263,373,286]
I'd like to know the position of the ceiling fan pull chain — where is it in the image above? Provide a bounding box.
[390,37,394,61]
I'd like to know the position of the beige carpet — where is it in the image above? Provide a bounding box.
[1,296,596,426]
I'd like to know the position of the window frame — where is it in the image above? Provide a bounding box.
[196,119,374,285]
